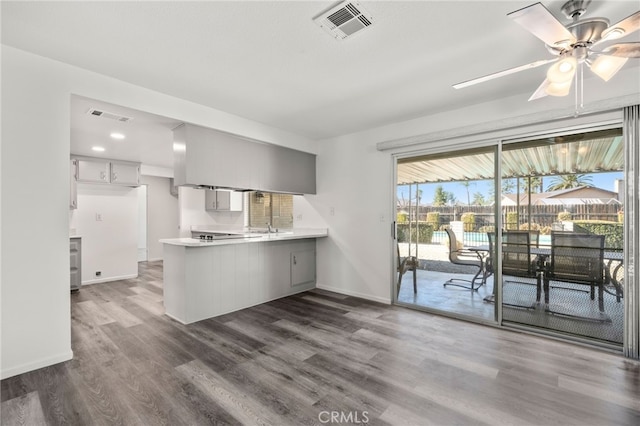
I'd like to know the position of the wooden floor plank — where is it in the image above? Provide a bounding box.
[0,391,47,426]
[2,260,639,425]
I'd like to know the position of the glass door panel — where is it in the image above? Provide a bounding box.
[500,128,624,345]
[396,147,497,322]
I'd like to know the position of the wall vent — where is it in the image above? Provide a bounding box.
[86,108,133,123]
[313,1,373,40]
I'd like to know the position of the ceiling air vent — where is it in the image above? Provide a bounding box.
[313,1,373,40]
[86,108,133,123]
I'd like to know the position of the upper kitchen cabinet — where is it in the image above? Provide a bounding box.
[110,161,140,186]
[72,156,140,187]
[173,123,316,194]
[204,189,243,211]
[76,157,110,184]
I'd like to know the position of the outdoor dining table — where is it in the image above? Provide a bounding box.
[466,244,624,306]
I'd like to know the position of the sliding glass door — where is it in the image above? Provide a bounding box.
[395,147,498,323]
[500,128,624,345]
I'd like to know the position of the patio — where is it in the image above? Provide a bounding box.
[397,243,624,344]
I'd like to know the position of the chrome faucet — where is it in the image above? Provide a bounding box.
[266,222,273,233]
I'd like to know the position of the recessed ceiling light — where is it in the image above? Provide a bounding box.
[92,146,105,152]
[110,132,125,140]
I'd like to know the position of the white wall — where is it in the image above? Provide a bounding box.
[69,184,138,284]
[310,68,640,305]
[137,185,148,262]
[141,175,179,261]
[178,187,244,236]
[0,46,316,379]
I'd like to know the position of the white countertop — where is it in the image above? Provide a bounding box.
[70,235,82,239]
[160,228,328,247]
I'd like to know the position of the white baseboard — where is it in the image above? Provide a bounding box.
[82,273,138,286]
[1,350,73,380]
[315,284,391,305]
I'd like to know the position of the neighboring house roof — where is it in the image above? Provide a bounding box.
[501,186,621,206]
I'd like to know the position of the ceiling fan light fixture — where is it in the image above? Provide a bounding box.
[545,80,573,97]
[589,55,628,81]
[547,56,577,83]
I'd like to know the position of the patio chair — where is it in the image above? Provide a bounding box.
[543,232,606,314]
[502,230,541,304]
[443,228,484,291]
[485,232,496,278]
[397,244,417,296]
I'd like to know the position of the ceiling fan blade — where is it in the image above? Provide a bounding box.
[601,42,640,58]
[453,58,557,89]
[528,79,550,101]
[508,2,576,48]
[589,55,629,81]
[601,10,640,41]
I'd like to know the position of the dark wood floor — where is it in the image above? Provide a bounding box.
[2,261,639,425]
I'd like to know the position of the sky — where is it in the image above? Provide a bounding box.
[397,171,624,206]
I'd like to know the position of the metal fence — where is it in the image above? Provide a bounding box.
[398,204,623,248]
[400,204,621,229]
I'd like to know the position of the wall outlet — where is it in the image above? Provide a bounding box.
[95,213,103,221]
[297,214,303,220]
[330,207,335,216]
[380,214,385,222]
[95,271,102,277]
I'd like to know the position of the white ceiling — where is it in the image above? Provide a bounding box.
[3,1,639,169]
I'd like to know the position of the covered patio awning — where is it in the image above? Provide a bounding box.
[397,128,623,184]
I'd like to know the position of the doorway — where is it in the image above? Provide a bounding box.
[394,126,626,347]
[395,146,498,323]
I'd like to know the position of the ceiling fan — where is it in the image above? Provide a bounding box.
[453,0,640,101]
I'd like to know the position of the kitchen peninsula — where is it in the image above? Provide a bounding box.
[160,228,327,324]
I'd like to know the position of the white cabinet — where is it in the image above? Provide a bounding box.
[110,161,140,186]
[291,249,316,286]
[204,189,243,211]
[76,158,110,184]
[72,156,140,187]
[163,238,318,324]
[70,159,78,209]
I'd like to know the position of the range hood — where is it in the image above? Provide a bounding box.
[173,124,316,195]
[194,185,253,193]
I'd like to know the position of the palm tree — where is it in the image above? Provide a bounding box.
[460,181,474,206]
[520,176,543,193]
[546,174,593,191]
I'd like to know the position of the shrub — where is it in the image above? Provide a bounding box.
[539,226,552,235]
[618,211,624,223]
[396,225,407,242]
[426,212,440,229]
[461,212,475,232]
[573,220,623,250]
[506,212,518,230]
[519,223,541,231]
[413,223,434,243]
[478,225,495,234]
[396,222,434,244]
[557,211,572,221]
[397,211,408,223]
